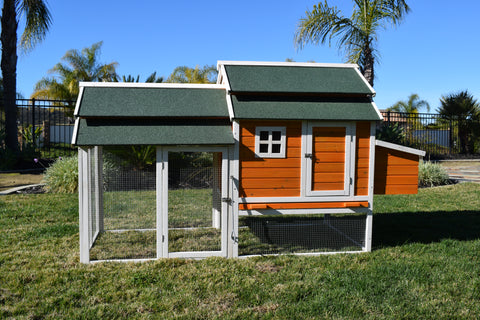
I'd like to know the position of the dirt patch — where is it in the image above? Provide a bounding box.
[0,173,44,192]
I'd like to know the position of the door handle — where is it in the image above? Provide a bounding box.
[305,153,313,159]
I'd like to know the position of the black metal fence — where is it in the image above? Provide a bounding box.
[0,98,76,158]
[1,99,478,160]
[380,111,480,158]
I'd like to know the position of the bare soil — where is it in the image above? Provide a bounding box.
[0,173,44,192]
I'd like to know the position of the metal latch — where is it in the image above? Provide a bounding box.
[222,197,232,204]
[305,153,313,158]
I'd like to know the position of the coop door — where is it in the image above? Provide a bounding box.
[161,149,229,258]
[305,123,354,197]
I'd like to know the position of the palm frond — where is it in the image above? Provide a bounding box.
[18,0,52,52]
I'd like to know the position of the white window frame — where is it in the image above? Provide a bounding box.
[254,126,286,158]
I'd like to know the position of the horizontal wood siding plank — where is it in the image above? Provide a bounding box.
[241,189,300,197]
[313,182,345,190]
[313,172,344,183]
[374,145,421,195]
[241,167,300,178]
[241,178,300,189]
[374,175,418,185]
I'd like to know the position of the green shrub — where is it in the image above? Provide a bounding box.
[43,153,121,193]
[43,155,79,193]
[418,161,451,187]
[376,122,406,145]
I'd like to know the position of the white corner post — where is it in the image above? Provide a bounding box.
[228,121,240,258]
[364,121,377,252]
[156,147,166,259]
[212,152,222,229]
[78,147,90,263]
[364,209,373,252]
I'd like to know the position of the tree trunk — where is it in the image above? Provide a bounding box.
[362,44,374,88]
[1,0,19,152]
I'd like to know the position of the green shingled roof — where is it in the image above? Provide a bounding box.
[74,118,234,146]
[230,95,381,120]
[223,64,373,95]
[77,86,229,117]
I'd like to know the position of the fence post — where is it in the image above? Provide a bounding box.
[31,98,36,148]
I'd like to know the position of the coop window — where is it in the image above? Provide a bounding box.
[255,127,286,158]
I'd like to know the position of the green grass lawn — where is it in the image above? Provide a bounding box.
[1,183,480,319]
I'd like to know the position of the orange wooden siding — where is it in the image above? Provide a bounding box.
[354,122,371,196]
[374,146,420,195]
[239,201,369,210]
[312,127,346,191]
[239,120,302,197]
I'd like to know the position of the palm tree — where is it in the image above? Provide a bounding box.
[166,65,217,84]
[388,94,430,113]
[118,71,164,83]
[1,0,52,151]
[438,90,480,154]
[32,42,118,101]
[294,0,410,87]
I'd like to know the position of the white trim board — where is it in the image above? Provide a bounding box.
[78,82,226,89]
[239,207,370,216]
[217,60,360,69]
[375,140,426,157]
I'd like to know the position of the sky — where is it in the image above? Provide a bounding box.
[15,0,480,112]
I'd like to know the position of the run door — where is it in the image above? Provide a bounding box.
[305,123,355,197]
[159,147,230,258]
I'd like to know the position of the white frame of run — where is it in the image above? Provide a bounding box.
[157,146,232,259]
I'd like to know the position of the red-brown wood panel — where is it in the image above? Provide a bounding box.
[312,127,346,191]
[355,122,371,196]
[239,201,369,210]
[374,145,420,195]
[239,120,302,198]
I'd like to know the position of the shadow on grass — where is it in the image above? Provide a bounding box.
[373,210,480,249]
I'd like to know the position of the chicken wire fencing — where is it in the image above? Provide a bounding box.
[86,146,157,262]
[237,213,367,256]
[166,152,224,256]
[79,146,369,262]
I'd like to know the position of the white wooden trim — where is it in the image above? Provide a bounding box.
[239,207,370,216]
[353,66,376,96]
[156,147,164,258]
[78,147,90,263]
[73,86,84,116]
[162,146,230,258]
[368,123,376,204]
[300,122,308,198]
[78,81,226,89]
[364,210,373,252]
[371,101,384,121]
[168,251,225,259]
[71,118,80,145]
[161,148,169,258]
[217,60,359,69]
[239,195,369,203]
[254,126,286,158]
[304,122,354,197]
[375,139,426,157]
[230,121,241,258]
[238,250,366,258]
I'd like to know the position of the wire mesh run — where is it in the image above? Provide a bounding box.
[89,147,157,261]
[167,152,223,254]
[238,213,367,256]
